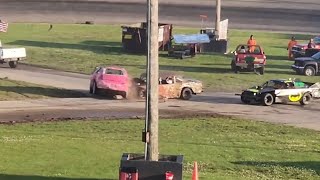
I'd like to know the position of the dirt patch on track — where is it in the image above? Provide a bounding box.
[0,107,228,125]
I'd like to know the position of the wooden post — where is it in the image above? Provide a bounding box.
[215,0,221,39]
[146,0,159,161]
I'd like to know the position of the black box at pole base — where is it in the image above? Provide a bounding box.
[119,153,184,180]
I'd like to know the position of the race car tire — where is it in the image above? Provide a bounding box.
[262,93,274,106]
[137,88,146,99]
[120,91,127,99]
[92,81,99,95]
[304,66,316,76]
[9,61,17,68]
[299,92,312,105]
[234,66,240,74]
[89,82,93,94]
[259,67,265,75]
[180,87,192,100]
[231,61,236,71]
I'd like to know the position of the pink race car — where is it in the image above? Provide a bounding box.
[89,66,131,98]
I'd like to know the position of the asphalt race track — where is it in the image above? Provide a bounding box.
[0,0,320,33]
[0,0,320,130]
[0,64,320,131]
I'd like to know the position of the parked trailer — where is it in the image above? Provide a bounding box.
[0,47,26,68]
[121,22,173,53]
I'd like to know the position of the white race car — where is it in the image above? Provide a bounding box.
[237,79,320,106]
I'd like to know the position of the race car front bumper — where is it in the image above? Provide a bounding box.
[240,91,262,104]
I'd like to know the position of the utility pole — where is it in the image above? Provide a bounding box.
[215,0,221,39]
[145,0,159,161]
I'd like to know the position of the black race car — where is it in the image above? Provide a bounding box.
[236,79,320,106]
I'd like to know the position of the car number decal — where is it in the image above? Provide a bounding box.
[288,93,302,102]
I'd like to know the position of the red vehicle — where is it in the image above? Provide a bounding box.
[231,44,267,75]
[89,66,130,98]
[291,36,320,58]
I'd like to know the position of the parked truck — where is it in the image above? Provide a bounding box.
[0,47,26,68]
[291,36,320,58]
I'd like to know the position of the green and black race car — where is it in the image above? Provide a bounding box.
[237,79,320,106]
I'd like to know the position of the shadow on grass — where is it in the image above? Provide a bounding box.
[159,65,229,74]
[267,55,290,61]
[0,174,115,180]
[266,64,292,70]
[265,69,295,75]
[233,161,320,175]
[279,34,314,41]
[0,86,88,98]
[201,63,230,66]
[160,64,295,75]
[80,40,121,47]
[7,40,123,55]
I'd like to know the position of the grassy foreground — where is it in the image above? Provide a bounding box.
[0,118,319,180]
[0,78,86,101]
[1,23,319,92]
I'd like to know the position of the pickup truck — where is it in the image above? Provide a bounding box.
[0,47,26,68]
[291,51,320,76]
[231,44,266,75]
[291,36,320,58]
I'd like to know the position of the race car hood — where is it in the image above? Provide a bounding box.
[244,86,274,93]
[182,78,202,84]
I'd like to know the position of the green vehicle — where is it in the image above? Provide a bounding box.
[236,79,320,106]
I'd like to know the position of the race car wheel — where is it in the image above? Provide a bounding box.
[180,88,192,100]
[299,93,312,105]
[262,93,274,106]
[231,61,236,71]
[9,61,17,68]
[89,82,93,94]
[304,66,316,76]
[234,66,240,74]
[138,88,146,99]
[92,81,99,95]
[259,67,265,75]
[120,92,127,99]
